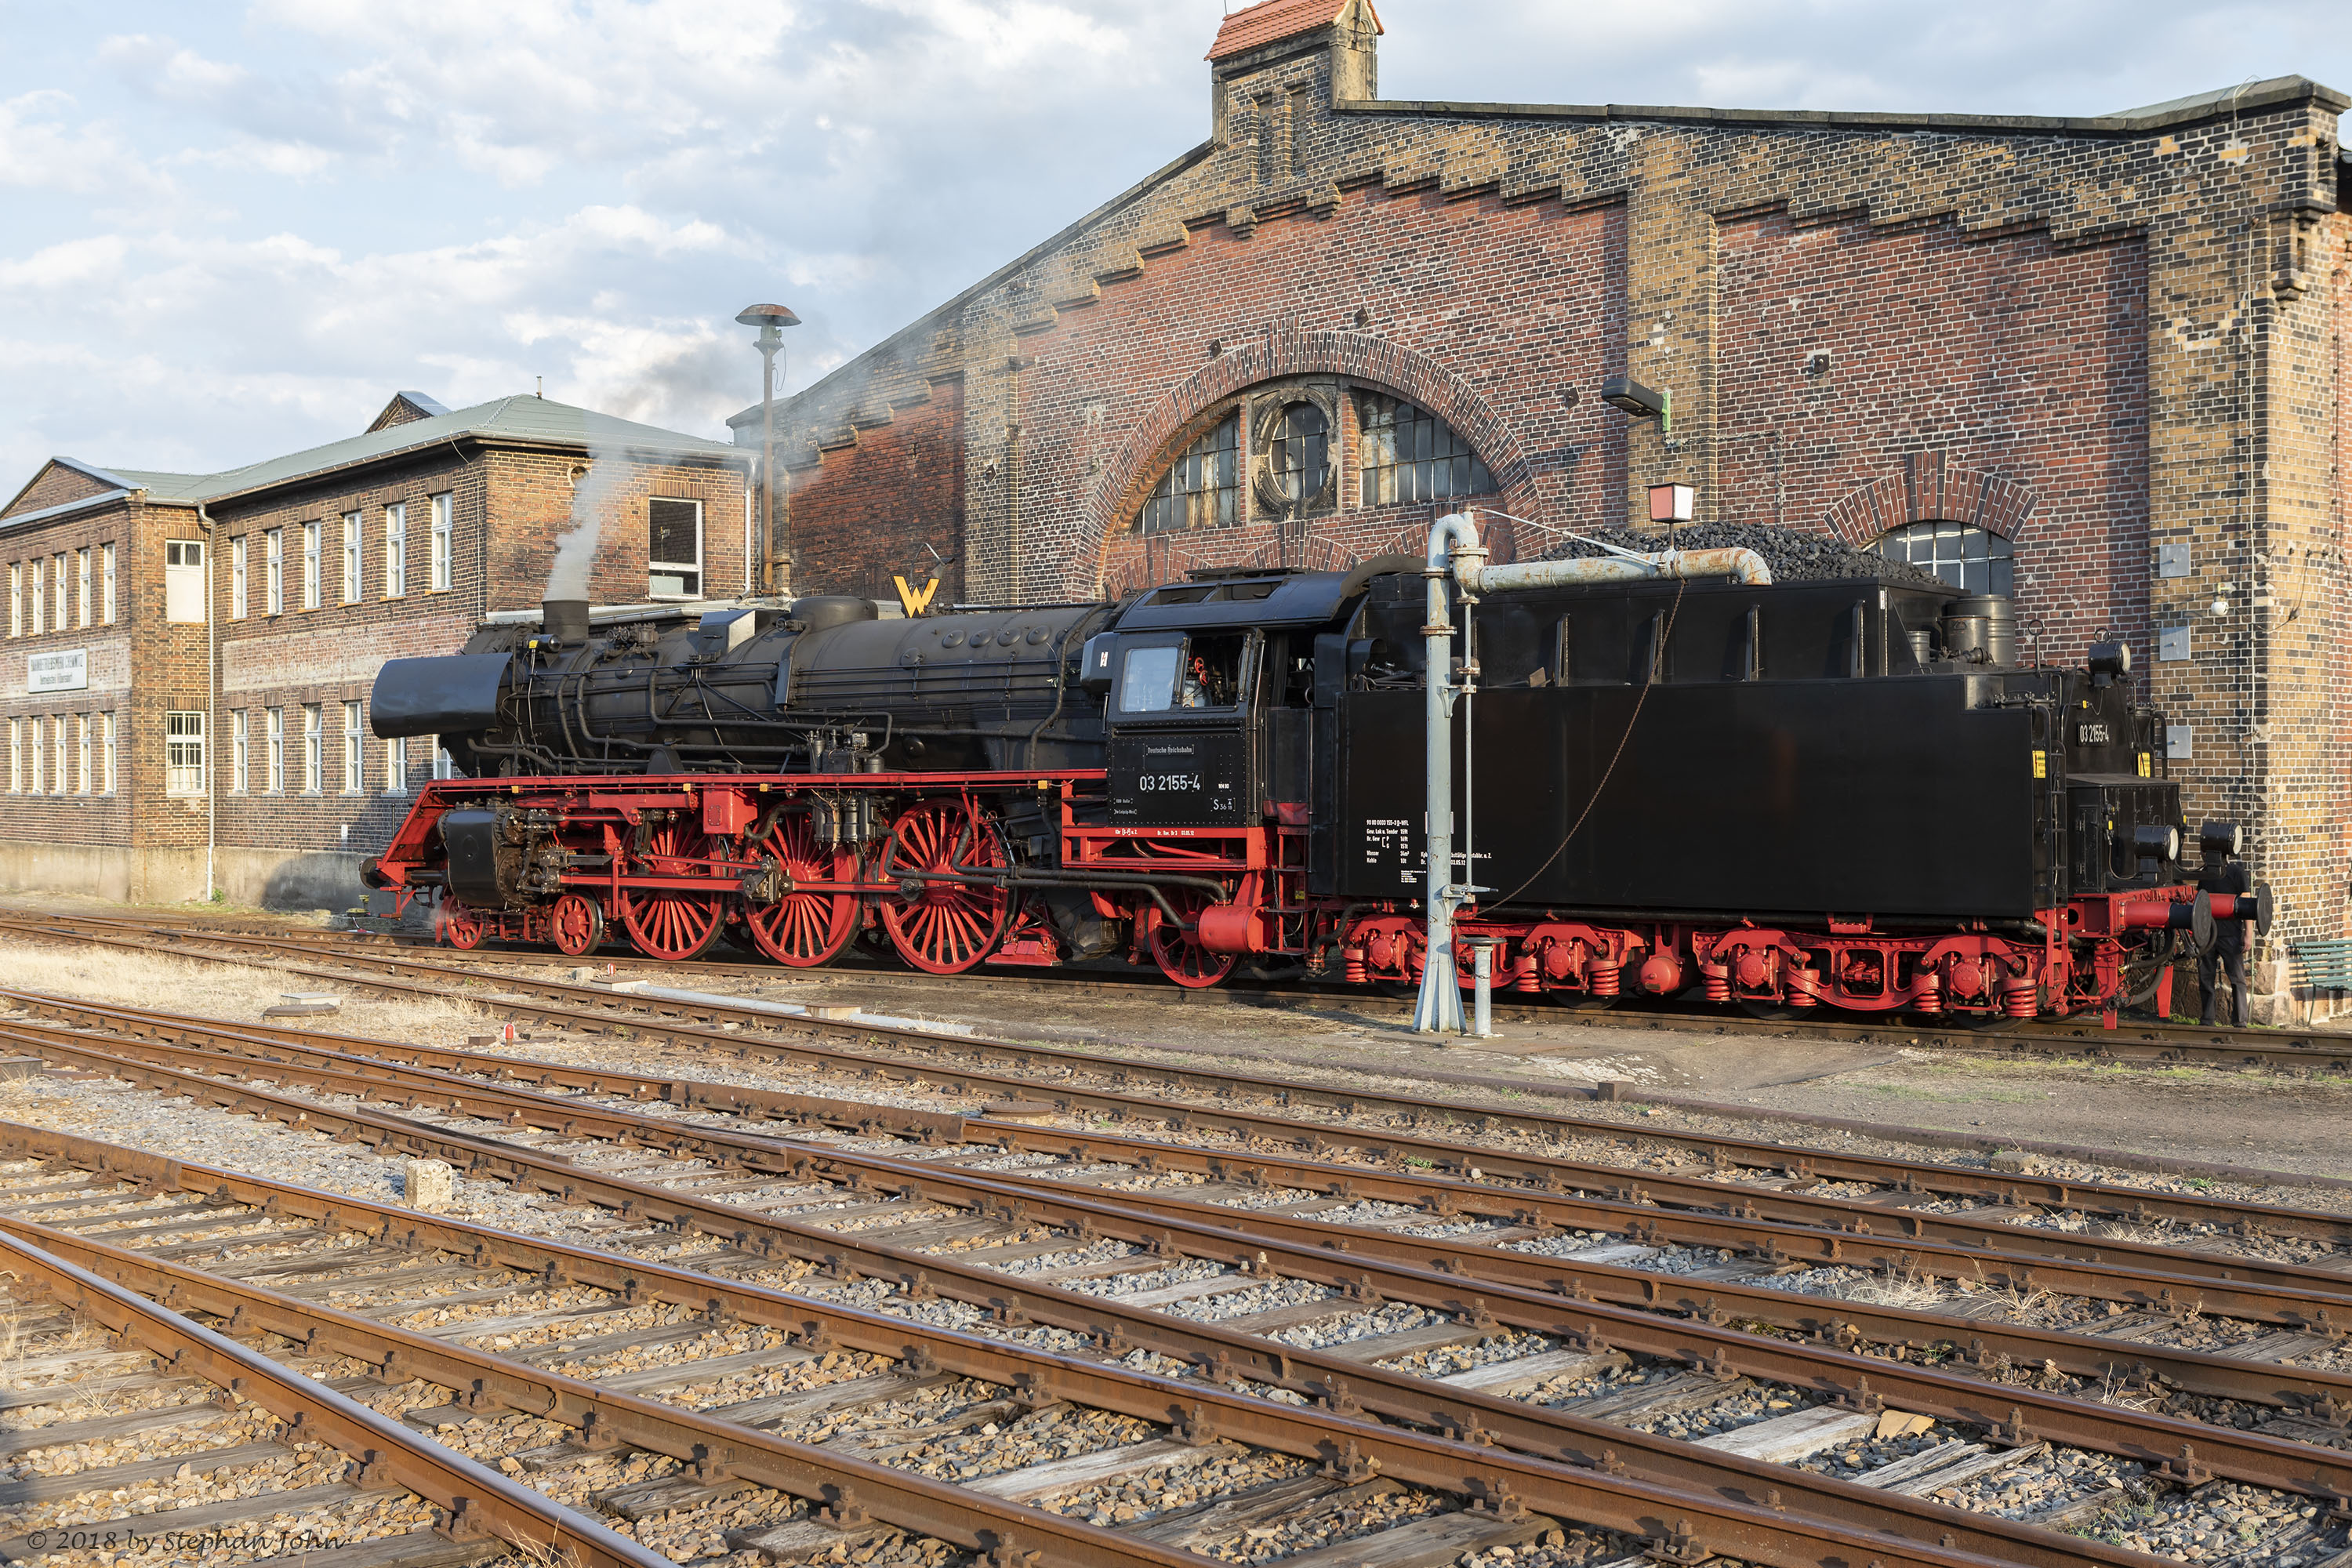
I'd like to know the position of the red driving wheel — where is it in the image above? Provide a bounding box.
[549,891,604,957]
[1145,887,1236,989]
[619,818,727,961]
[439,898,487,951]
[742,813,858,967]
[877,799,1012,975]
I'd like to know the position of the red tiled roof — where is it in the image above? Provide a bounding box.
[1207,0,1381,62]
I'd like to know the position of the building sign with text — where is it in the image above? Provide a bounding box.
[27,649,87,695]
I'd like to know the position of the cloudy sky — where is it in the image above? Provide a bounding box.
[4,0,2346,487]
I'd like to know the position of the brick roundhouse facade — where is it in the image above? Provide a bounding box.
[2,393,750,908]
[742,0,2352,1011]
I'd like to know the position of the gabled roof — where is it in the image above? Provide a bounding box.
[1208,0,1380,62]
[367,390,454,433]
[0,457,135,523]
[90,395,742,510]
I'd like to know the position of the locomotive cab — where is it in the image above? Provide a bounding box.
[1102,628,1260,826]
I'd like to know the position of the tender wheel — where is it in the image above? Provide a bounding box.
[549,892,604,957]
[742,813,858,967]
[439,898,487,951]
[619,819,727,961]
[1145,887,1235,989]
[877,799,1012,975]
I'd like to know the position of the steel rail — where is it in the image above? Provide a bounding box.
[16,916,2348,1249]
[10,1002,2347,1328]
[8,1007,2351,1423]
[0,1122,2160,1568]
[35,909,2352,1073]
[5,1030,2349,1512]
[0,1229,670,1568]
[0,1216,1208,1568]
[16,985,2345,1293]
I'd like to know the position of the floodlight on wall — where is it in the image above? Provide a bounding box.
[2210,581,2234,618]
[1599,374,1671,432]
[1648,484,1696,524]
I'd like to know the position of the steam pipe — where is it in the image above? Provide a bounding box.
[1413,511,1485,1036]
[1457,546,1772,594]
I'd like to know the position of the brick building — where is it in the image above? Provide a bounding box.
[1,392,750,907]
[742,0,2352,1005]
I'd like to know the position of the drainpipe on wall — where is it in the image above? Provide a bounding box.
[195,503,218,903]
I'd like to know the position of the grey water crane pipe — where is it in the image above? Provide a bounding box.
[1412,512,1483,1034]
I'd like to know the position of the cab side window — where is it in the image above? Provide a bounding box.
[1118,646,1181,713]
[1115,633,1257,715]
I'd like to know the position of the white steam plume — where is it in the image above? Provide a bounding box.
[546,445,637,603]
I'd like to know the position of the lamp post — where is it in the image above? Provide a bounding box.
[735,303,801,597]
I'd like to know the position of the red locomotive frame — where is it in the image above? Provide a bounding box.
[369,768,2190,1021]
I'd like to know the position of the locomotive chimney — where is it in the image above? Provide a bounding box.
[541,598,590,642]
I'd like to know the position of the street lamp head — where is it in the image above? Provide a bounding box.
[735,303,801,329]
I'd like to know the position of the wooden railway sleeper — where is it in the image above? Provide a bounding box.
[0,1203,2019,1568]
[7,1015,2352,1441]
[9,999,2341,1315]
[2,1095,2350,1537]
[6,960,2338,1253]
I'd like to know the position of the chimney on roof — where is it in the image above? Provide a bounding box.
[1207,0,1381,145]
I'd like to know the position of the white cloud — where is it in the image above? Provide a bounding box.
[0,91,172,194]
[4,0,2347,489]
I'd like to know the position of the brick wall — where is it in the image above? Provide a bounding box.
[1713,211,2151,666]
[0,499,142,854]
[754,19,2347,953]
[782,379,967,604]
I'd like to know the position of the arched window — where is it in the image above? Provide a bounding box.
[1136,415,1240,535]
[1265,401,1329,507]
[1358,392,1493,506]
[1875,521,2015,597]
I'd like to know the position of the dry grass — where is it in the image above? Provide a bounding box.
[0,934,485,1048]
[1842,1261,1951,1312]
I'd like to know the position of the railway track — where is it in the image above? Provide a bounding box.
[0,989,2347,1561]
[21,909,2352,1077]
[13,911,2350,1232]
[0,1129,2119,1568]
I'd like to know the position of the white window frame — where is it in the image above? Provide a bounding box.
[50,715,65,794]
[384,736,408,794]
[165,710,205,797]
[101,543,115,624]
[302,521,321,610]
[231,710,249,793]
[50,555,65,632]
[28,557,42,634]
[75,549,89,628]
[430,492,453,592]
[74,714,89,794]
[100,712,114,793]
[230,537,248,620]
[302,703,321,794]
[266,529,284,615]
[341,700,363,793]
[266,707,285,793]
[6,717,17,792]
[430,735,456,781]
[385,503,406,597]
[7,564,17,637]
[342,512,361,604]
[648,496,704,600]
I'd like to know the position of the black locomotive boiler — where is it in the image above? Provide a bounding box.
[364,554,2252,1017]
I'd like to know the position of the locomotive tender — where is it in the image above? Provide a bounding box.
[363,520,2257,1019]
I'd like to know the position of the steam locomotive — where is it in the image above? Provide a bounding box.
[362,539,2259,1018]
